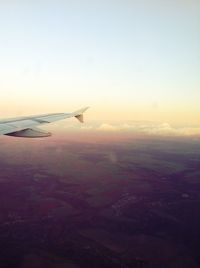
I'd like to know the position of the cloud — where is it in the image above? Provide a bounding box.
[142,123,177,135]
[95,122,200,136]
[98,123,118,131]
[81,125,93,130]
[53,119,200,137]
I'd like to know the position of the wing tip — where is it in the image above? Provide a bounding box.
[74,106,90,123]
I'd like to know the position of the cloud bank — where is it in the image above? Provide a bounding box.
[52,120,200,137]
[92,122,200,136]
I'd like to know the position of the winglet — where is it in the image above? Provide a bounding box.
[73,107,90,123]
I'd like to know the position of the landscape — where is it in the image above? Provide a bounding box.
[0,1,199,267]
[0,132,200,267]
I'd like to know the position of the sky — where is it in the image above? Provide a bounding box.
[0,0,199,125]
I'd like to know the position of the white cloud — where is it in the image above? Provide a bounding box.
[98,123,118,131]
[81,125,93,130]
[95,122,200,136]
[52,119,200,137]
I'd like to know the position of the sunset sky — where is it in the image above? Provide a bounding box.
[0,1,199,125]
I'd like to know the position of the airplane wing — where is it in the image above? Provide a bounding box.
[0,107,89,138]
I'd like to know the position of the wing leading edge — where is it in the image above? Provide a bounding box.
[0,107,89,138]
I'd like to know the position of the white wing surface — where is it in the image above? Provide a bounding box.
[0,107,89,138]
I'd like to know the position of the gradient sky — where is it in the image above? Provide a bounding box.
[0,1,199,124]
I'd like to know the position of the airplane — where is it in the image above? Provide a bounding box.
[0,107,89,138]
